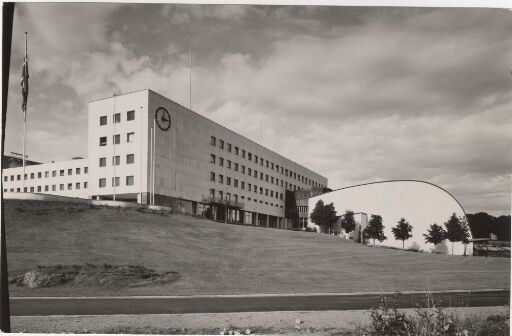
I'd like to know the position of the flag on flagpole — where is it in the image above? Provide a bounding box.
[21,33,29,117]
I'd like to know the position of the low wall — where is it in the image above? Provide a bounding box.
[4,193,143,209]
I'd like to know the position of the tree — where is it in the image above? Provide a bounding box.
[310,200,338,234]
[341,210,356,235]
[363,215,386,247]
[391,218,413,251]
[459,216,471,256]
[423,223,446,254]
[444,213,465,255]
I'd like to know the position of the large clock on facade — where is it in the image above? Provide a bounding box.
[155,107,171,131]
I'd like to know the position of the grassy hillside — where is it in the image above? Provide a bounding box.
[4,200,510,297]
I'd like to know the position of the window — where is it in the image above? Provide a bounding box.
[271,163,274,170]
[209,188,215,198]
[242,150,246,158]
[219,140,224,149]
[45,185,49,192]
[37,186,41,192]
[234,163,238,171]
[260,172,263,180]
[219,157,224,166]
[126,176,134,186]
[248,183,251,191]
[260,158,263,165]
[218,190,223,200]
[265,174,269,182]
[60,184,64,191]
[253,185,257,192]
[100,136,107,146]
[127,132,135,143]
[68,169,72,176]
[227,160,231,169]
[16,188,20,192]
[113,134,120,144]
[226,177,231,186]
[127,110,135,121]
[265,189,268,196]
[219,175,224,183]
[235,147,239,155]
[253,170,257,178]
[24,174,27,180]
[17,174,20,180]
[100,116,107,126]
[260,187,263,194]
[99,157,107,167]
[112,156,120,166]
[113,113,121,123]
[211,136,216,146]
[84,182,88,189]
[248,153,252,160]
[210,172,215,181]
[248,167,252,175]
[76,182,80,189]
[3,176,7,182]
[37,172,42,178]
[255,155,258,163]
[227,143,232,152]
[112,177,120,187]
[127,154,134,164]
[76,168,81,175]
[84,167,88,174]
[266,160,269,168]
[99,178,106,188]
[210,154,216,163]
[30,187,34,192]
[10,175,14,181]
[52,185,56,191]
[67,183,72,190]
[234,179,238,188]
[60,170,64,176]
[241,181,245,189]
[241,165,245,174]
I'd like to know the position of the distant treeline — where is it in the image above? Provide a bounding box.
[467,212,511,241]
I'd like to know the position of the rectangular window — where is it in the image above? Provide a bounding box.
[248,153,252,160]
[255,155,258,163]
[10,175,14,181]
[127,154,135,164]
[253,185,257,192]
[113,113,121,123]
[76,168,81,175]
[260,158,263,165]
[219,157,224,166]
[100,116,107,126]
[112,177,120,187]
[266,160,269,168]
[265,189,268,196]
[45,185,49,192]
[99,178,106,188]
[37,172,42,178]
[260,187,263,194]
[260,172,263,180]
[210,172,215,181]
[234,163,238,171]
[211,136,216,146]
[248,167,251,175]
[3,176,7,182]
[99,157,107,167]
[52,185,56,191]
[126,176,134,186]
[235,146,239,155]
[113,134,120,144]
[127,132,134,143]
[209,188,215,198]
[242,150,245,158]
[67,183,72,190]
[218,190,223,200]
[112,156,120,166]
[127,110,135,121]
[227,160,231,169]
[241,181,245,189]
[253,170,257,178]
[24,174,27,180]
[219,175,224,184]
[219,140,224,149]
[227,143,232,152]
[234,179,238,188]
[60,170,64,176]
[241,165,245,174]
[85,167,88,174]
[248,183,251,191]
[30,187,34,192]
[210,154,216,163]
[17,174,20,180]
[68,169,72,176]
[99,136,107,146]
[226,177,231,186]
[37,186,41,192]
[60,184,64,191]
[76,182,80,189]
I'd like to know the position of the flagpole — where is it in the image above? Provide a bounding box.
[22,32,27,191]
[189,37,192,112]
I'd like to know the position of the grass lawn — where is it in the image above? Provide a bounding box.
[4,200,510,297]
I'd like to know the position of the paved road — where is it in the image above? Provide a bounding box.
[10,290,509,316]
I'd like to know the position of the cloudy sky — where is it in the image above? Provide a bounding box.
[4,3,511,215]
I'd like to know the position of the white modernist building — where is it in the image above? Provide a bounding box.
[307,180,472,255]
[3,89,328,229]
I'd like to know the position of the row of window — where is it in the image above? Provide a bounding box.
[99,154,135,167]
[3,167,88,182]
[98,176,134,188]
[210,154,308,191]
[4,181,88,193]
[209,188,283,209]
[99,132,135,146]
[99,110,135,126]
[211,136,323,188]
[210,172,284,201]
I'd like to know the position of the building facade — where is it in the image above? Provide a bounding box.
[3,89,328,229]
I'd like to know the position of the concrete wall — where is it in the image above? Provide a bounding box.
[308,181,472,255]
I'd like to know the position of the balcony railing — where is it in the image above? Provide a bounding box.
[202,195,244,208]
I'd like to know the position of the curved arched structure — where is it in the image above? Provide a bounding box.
[307,180,471,255]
